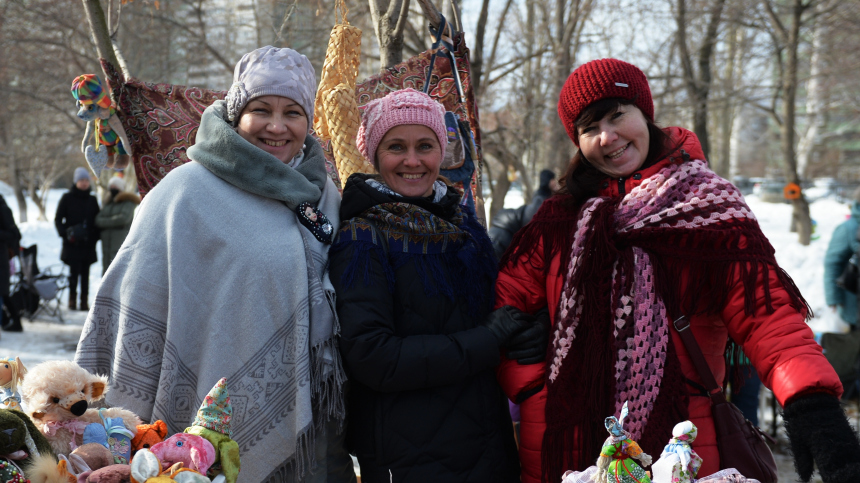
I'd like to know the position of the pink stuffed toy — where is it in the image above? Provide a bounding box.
[149,434,215,475]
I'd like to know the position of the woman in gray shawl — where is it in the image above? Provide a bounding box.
[75,46,355,483]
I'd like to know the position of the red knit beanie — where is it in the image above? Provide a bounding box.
[557,58,653,146]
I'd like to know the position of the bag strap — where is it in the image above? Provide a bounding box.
[672,315,729,405]
[422,14,465,104]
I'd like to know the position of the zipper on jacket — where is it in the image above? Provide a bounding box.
[617,177,626,196]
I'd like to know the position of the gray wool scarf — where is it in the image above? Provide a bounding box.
[188,100,327,210]
[75,100,345,483]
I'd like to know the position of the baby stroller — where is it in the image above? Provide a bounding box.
[7,244,68,324]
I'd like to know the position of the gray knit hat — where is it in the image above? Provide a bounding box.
[225,46,317,127]
[73,167,90,183]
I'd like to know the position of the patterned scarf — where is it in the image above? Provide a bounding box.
[512,159,809,482]
[332,178,497,318]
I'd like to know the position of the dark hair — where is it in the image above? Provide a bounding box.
[558,98,675,204]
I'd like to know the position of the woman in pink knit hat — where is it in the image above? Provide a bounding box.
[495,57,858,483]
[328,88,543,482]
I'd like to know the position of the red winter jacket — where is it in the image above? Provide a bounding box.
[495,127,842,483]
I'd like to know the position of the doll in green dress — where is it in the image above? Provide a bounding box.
[594,402,653,483]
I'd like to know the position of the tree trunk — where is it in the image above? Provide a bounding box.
[716,21,740,178]
[675,0,725,162]
[81,0,123,74]
[796,3,826,178]
[370,0,411,71]
[10,158,27,223]
[781,0,812,245]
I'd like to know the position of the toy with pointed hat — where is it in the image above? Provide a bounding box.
[183,378,240,483]
[594,401,653,483]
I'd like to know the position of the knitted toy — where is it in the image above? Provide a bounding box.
[182,378,239,483]
[651,421,702,483]
[82,409,135,463]
[70,74,132,176]
[594,402,653,483]
[0,357,27,411]
[19,361,141,456]
[130,421,167,456]
[129,449,209,483]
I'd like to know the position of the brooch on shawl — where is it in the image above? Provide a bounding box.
[296,201,333,244]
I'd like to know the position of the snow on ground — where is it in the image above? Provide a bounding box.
[0,185,101,365]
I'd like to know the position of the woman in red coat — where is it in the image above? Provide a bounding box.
[496,58,860,483]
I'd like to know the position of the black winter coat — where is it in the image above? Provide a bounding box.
[329,176,519,483]
[0,195,21,295]
[488,187,552,260]
[55,185,100,266]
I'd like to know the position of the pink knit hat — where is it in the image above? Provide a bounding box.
[357,89,447,167]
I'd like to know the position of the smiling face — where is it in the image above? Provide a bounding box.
[577,103,650,178]
[376,124,443,198]
[236,95,308,164]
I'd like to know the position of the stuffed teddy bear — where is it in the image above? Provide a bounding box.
[19,361,141,456]
[0,357,28,411]
[70,74,132,176]
[130,421,167,457]
[129,449,209,483]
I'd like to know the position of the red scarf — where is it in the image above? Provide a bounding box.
[503,152,808,483]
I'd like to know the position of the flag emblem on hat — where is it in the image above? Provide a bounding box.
[615,83,629,87]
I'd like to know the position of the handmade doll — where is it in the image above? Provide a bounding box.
[182,378,240,483]
[652,421,703,483]
[0,357,27,411]
[594,402,653,483]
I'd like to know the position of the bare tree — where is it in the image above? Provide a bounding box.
[675,0,727,162]
[761,0,818,244]
[369,0,411,70]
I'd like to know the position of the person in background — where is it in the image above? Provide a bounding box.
[824,186,860,330]
[489,169,558,259]
[0,193,21,331]
[95,175,140,274]
[55,167,99,311]
[495,58,858,483]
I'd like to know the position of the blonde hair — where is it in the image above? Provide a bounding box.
[0,357,27,393]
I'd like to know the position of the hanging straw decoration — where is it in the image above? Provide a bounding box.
[314,0,373,185]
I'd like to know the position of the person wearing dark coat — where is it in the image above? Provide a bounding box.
[55,167,100,311]
[329,89,545,483]
[489,169,557,259]
[95,176,139,274]
[0,194,21,331]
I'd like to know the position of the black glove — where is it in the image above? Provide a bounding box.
[783,392,860,482]
[483,305,531,346]
[505,307,550,365]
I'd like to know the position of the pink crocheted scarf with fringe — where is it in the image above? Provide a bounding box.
[540,159,809,481]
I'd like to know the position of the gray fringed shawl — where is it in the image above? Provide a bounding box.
[75,101,345,483]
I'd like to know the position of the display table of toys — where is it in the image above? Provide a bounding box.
[1,357,239,483]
